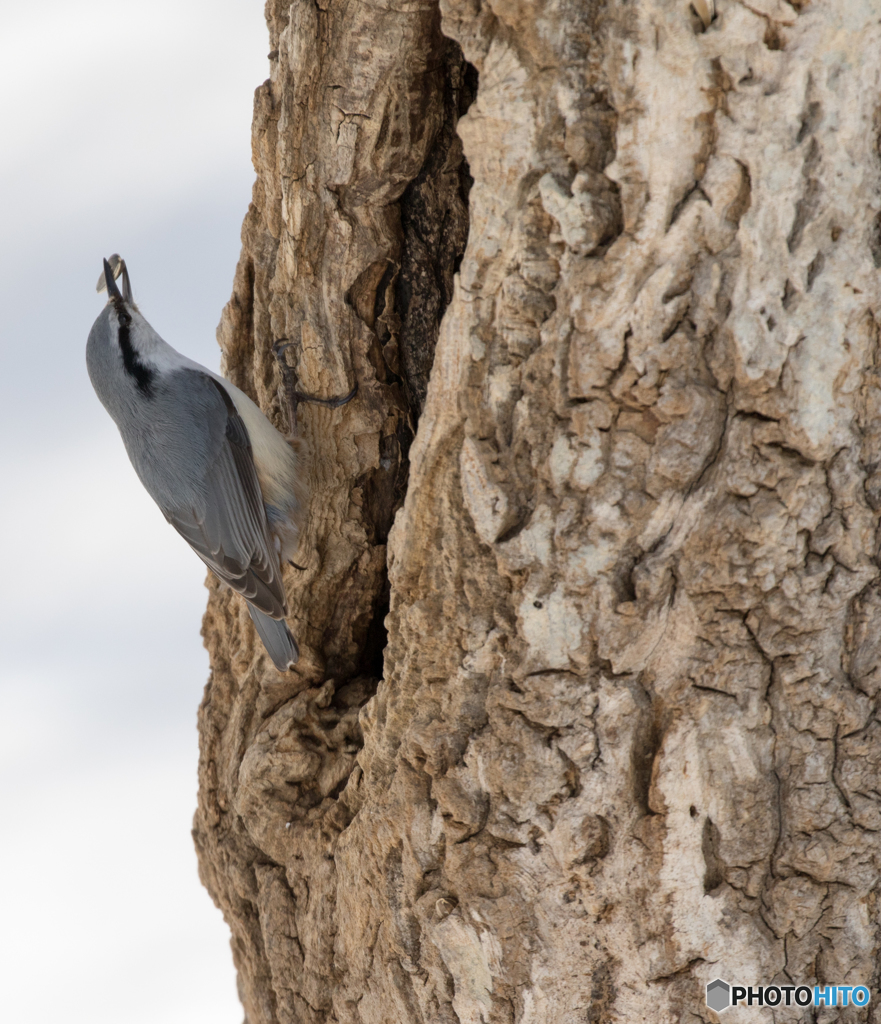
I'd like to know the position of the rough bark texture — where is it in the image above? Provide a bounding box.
[195,1,881,1021]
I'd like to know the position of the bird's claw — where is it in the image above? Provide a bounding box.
[272,337,357,435]
[291,382,358,409]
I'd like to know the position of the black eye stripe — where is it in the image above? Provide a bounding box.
[113,299,154,397]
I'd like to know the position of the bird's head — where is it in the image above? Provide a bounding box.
[88,255,158,400]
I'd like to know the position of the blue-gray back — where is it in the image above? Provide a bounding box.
[86,309,286,617]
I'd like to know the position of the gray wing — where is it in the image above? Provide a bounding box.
[154,371,287,619]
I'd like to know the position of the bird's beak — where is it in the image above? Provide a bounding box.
[120,262,133,303]
[102,258,123,301]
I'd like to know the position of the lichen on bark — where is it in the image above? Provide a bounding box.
[195,1,881,1021]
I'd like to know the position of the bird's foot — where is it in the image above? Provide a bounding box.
[272,338,357,435]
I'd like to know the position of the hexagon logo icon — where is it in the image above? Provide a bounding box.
[706,979,731,1012]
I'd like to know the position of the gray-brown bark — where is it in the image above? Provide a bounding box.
[194,1,881,1021]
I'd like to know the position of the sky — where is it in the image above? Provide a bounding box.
[0,2,271,1019]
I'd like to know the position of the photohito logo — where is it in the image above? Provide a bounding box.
[706,979,870,1012]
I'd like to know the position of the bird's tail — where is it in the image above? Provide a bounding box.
[247,605,299,671]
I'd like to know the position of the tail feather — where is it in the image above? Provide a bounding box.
[247,605,299,670]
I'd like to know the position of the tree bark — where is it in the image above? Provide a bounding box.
[194,1,881,1021]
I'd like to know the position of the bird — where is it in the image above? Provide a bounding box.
[86,255,309,671]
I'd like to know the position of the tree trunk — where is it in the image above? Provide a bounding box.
[194,1,881,1021]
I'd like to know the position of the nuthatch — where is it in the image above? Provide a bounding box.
[86,256,354,671]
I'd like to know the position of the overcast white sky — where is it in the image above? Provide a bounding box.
[0,2,271,1019]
